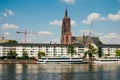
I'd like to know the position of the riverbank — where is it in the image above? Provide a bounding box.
[0,59,37,64]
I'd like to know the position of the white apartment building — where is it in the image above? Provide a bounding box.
[102,44,120,56]
[0,43,120,58]
[0,43,85,58]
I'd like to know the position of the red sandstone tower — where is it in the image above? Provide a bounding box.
[61,8,72,44]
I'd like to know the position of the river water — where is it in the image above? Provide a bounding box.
[0,64,120,80]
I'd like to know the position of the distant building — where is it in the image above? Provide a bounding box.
[72,36,102,45]
[0,39,8,43]
[61,8,72,44]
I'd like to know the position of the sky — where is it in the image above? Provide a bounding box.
[0,0,120,44]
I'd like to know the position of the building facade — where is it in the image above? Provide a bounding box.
[61,9,72,44]
[102,44,120,56]
[0,43,120,59]
[0,43,85,58]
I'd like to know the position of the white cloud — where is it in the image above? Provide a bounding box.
[51,38,60,43]
[38,31,53,36]
[2,32,13,39]
[71,20,77,26]
[108,10,120,21]
[82,13,105,24]
[2,9,15,18]
[61,0,75,4]
[4,32,11,36]
[6,9,15,16]
[49,20,77,26]
[2,23,19,30]
[99,17,106,21]
[3,13,7,17]
[118,0,120,2]
[82,10,120,24]
[94,32,103,36]
[79,29,103,37]
[26,38,33,43]
[79,29,92,36]
[49,20,62,26]
[100,33,120,44]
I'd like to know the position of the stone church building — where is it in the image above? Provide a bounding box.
[61,8,72,44]
[61,9,102,45]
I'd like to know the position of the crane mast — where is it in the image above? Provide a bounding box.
[16,29,40,43]
[16,29,28,43]
[89,20,93,37]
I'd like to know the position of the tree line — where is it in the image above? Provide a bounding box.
[0,50,45,60]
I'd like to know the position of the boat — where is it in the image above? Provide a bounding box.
[93,56,120,63]
[37,57,87,64]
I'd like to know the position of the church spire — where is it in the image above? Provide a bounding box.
[61,8,72,44]
[65,7,68,16]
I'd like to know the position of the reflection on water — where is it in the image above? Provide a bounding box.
[0,64,120,80]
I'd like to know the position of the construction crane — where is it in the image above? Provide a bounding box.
[16,29,38,43]
[89,19,93,37]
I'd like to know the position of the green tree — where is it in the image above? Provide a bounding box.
[5,40,18,44]
[115,49,120,56]
[105,53,110,56]
[67,44,77,59]
[97,47,102,58]
[84,44,97,59]
[22,51,29,59]
[7,50,17,59]
[38,51,45,59]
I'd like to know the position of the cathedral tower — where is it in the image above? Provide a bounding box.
[61,8,72,44]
